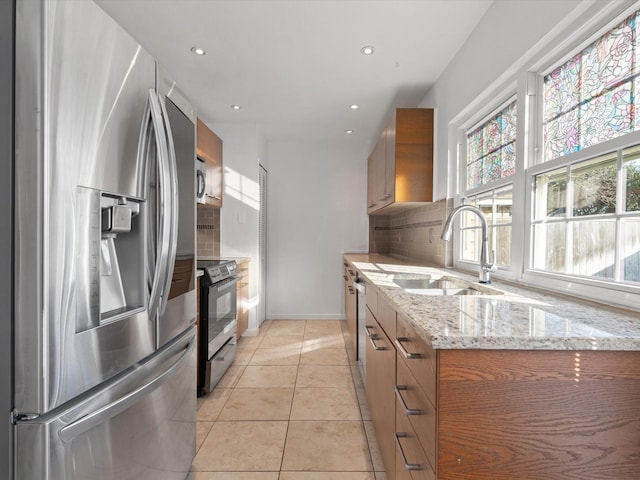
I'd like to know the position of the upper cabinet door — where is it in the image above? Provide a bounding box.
[196,118,223,207]
[367,108,434,215]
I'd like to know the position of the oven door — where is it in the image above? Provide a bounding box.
[206,276,239,358]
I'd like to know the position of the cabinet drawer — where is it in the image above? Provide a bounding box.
[396,353,436,470]
[395,315,437,407]
[395,399,436,480]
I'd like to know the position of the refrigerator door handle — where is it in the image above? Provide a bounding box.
[157,95,179,316]
[147,89,172,323]
[58,333,195,443]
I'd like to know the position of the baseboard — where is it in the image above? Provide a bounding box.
[266,313,346,321]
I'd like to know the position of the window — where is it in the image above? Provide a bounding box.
[532,148,640,283]
[542,11,640,162]
[459,100,517,270]
[466,101,517,189]
[531,8,640,287]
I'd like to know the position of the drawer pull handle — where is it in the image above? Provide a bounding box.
[395,385,422,415]
[395,337,422,359]
[368,334,387,351]
[364,325,376,338]
[395,432,421,471]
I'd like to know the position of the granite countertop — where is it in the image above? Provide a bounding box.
[344,253,640,351]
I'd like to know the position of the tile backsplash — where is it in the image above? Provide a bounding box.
[197,207,220,258]
[369,199,453,267]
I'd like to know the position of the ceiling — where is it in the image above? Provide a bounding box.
[96,0,493,155]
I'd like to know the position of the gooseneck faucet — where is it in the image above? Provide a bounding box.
[441,204,497,284]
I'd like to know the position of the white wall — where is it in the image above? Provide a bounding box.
[421,0,584,200]
[266,140,368,320]
[213,123,266,333]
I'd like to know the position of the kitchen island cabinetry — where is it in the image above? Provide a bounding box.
[367,108,434,215]
[196,118,223,207]
[344,253,640,480]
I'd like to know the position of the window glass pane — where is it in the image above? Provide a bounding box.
[569,220,616,278]
[543,53,581,122]
[532,223,566,272]
[461,197,479,228]
[543,108,580,160]
[466,100,516,189]
[467,159,482,189]
[572,154,617,216]
[580,83,633,148]
[468,128,483,162]
[495,189,513,225]
[622,219,640,282]
[624,146,640,212]
[501,143,516,178]
[461,228,478,262]
[477,193,494,224]
[581,17,635,101]
[492,225,512,265]
[542,12,640,162]
[534,167,567,219]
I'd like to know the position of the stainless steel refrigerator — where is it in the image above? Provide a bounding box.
[8,1,198,478]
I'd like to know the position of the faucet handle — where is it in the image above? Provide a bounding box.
[486,250,498,272]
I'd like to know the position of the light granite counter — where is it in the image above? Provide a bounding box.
[344,253,640,351]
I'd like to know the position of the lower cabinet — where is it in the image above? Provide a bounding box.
[236,260,249,338]
[395,402,435,480]
[344,263,357,359]
[363,290,640,480]
[365,302,396,480]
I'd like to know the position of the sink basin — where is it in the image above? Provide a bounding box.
[392,274,503,296]
[392,278,433,289]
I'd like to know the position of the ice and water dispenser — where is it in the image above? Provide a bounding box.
[76,187,146,332]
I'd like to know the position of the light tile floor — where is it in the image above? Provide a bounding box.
[189,320,387,480]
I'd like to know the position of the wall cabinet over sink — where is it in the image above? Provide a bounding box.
[196,118,223,208]
[367,108,434,215]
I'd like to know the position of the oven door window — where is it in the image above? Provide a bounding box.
[207,280,237,346]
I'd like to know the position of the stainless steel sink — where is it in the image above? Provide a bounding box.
[391,274,502,296]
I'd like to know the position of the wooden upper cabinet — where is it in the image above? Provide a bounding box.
[367,108,434,215]
[196,118,223,208]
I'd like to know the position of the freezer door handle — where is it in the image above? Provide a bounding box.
[58,334,195,443]
[157,95,179,317]
[147,89,172,323]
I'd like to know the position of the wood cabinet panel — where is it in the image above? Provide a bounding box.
[366,286,378,320]
[396,353,436,471]
[437,349,640,480]
[395,402,436,480]
[376,292,396,341]
[396,316,437,406]
[344,264,358,359]
[196,118,223,207]
[367,108,434,215]
[366,311,397,480]
[236,261,249,338]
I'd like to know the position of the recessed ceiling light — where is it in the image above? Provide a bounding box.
[190,46,206,56]
[350,104,360,110]
[360,46,375,55]
[231,105,241,110]
[344,129,354,134]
